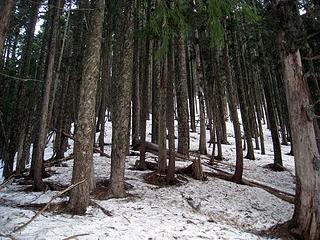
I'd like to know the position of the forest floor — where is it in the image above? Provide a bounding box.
[0,118,295,240]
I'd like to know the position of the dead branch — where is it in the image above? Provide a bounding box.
[0,232,16,240]
[89,200,112,216]
[44,154,74,167]
[14,179,86,233]
[181,194,201,212]
[0,174,15,191]
[62,233,90,240]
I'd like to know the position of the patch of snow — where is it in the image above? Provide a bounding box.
[0,115,295,239]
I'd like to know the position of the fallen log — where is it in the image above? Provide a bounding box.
[132,141,190,161]
[193,153,249,170]
[203,162,295,204]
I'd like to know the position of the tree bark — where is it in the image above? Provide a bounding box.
[233,29,255,160]
[0,0,15,55]
[166,42,175,183]
[109,0,133,198]
[33,0,62,191]
[285,48,320,240]
[186,44,196,132]
[131,2,140,146]
[151,40,160,144]
[274,1,320,238]
[68,0,105,214]
[195,31,207,155]
[158,56,167,173]
[224,33,243,183]
[138,0,151,170]
[174,33,189,156]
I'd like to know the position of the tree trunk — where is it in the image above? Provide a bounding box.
[233,30,255,160]
[158,56,167,173]
[131,2,140,146]
[99,24,111,154]
[33,0,62,191]
[224,34,243,183]
[174,33,189,156]
[195,32,207,155]
[263,67,283,170]
[166,42,175,183]
[109,0,133,198]
[258,34,283,169]
[138,0,151,170]
[0,0,15,55]
[68,0,105,214]
[16,0,42,172]
[285,48,320,240]
[151,40,160,144]
[186,44,196,132]
[274,1,320,238]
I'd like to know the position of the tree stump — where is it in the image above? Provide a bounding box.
[192,157,204,180]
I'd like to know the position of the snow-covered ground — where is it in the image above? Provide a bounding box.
[0,117,295,239]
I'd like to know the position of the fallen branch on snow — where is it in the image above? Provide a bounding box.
[14,179,86,233]
[0,174,16,191]
[89,200,112,216]
[62,233,90,240]
[44,154,74,167]
[0,232,16,240]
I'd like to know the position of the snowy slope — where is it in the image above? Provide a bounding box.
[0,118,295,240]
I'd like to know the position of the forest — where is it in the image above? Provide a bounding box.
[0,0,320,239]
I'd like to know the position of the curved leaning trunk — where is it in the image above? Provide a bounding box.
[283,49,320,240]
[272,0,320,238]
